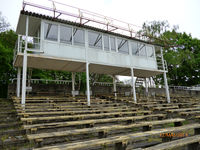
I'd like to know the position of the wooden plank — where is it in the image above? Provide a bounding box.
[16,106,132,113]
[23,114,166,130]
[17,108,139,116]
[21,110,152,123]
[153,106,179,111]
[179,111,200,116]
[167,107,200,113]
[143,135,200,150]
[33,124,200,150]
[27,118,185,141]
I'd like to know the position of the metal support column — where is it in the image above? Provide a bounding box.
[161,48,170,103]
[72,72,75,97]
[145,78,148,97]
[86,62,90,106]
[113,75,117,98]
[21,16,29,105]
[131,68,137,103]
[163,72,170,103]
[16,67,21,97]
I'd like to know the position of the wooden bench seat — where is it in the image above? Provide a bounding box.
[153,106,179,111]
[23,114,166,130]
[33,123,200,150]
[143,134,200,150]
[15,103,125,110]
[21,110,152,123]
[16,106,133,113]
[143,103,176,108]
[27,118,185,142]
[17,108,139,117]
[167,107,200,113]
[179,111,200,116]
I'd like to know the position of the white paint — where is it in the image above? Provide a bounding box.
[40,20,157,71]
[16,67,21,97]
[161,48,170,103]
[145,78,148,96]
[131,68,137,103]
[86,62,90,106]
[113,75,117,97]
[72,72,75,97]
[21,16,29,105]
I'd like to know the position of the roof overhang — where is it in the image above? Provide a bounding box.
[16,13,41,36]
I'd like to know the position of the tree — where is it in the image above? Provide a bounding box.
[0,12,10,32]
[140,21,200,86]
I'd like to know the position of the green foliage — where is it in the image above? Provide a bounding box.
[0,30,17,84]
[141,21,200,86]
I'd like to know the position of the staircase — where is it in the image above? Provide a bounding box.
[135,77,145,88]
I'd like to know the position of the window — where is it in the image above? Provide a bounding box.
[73,28,85,45]
[110,37,116,51]
[88,31,102,49]
[131,42,139,55]
[138,43,146,56]
[146,46,154,57]
[60,25,72,44]
[44,23,58,41]
[117,38,129,54]
[103,35,109,51]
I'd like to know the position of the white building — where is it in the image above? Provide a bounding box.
[13,1,170,105]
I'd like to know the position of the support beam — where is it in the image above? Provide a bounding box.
[164,71,170,103]
[16,67,21,97]
[21,16,29,105]
[145,78,148,97]
[72,72,75,97]
[161,48,170,103]
[131,68,137,103]
[113,75,117,97]
[86,62,90,106]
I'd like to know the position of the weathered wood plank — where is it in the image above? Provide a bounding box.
[27,118,185,141]
[23,114,166,130]
[33,124,200,150]
[21,111,152,123]
[143,135,200,150]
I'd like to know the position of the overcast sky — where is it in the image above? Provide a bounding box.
[0,0,199,81]
[0,0,200,39]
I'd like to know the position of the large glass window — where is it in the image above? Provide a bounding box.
[88,31,102,49]
[146,46,154,57]
[103,35,109,51]
[131,41,139,55]
[60,25,72,44]
[73,28,85,45]
[138,43,146,56]
[44,23,58,41]
[110,37,116,51]
[117,38,129,54]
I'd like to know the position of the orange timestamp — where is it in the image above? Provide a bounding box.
[160,132,188,138]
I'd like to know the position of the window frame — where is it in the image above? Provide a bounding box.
[88,30,103,49]
[117,38,129,54]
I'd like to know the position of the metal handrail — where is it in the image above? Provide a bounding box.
[22,1,145,39]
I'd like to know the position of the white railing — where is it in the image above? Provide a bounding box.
[93,81,131,87]
[10,78,71,84]
[169,86,192,90]
[13,35,42,64]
